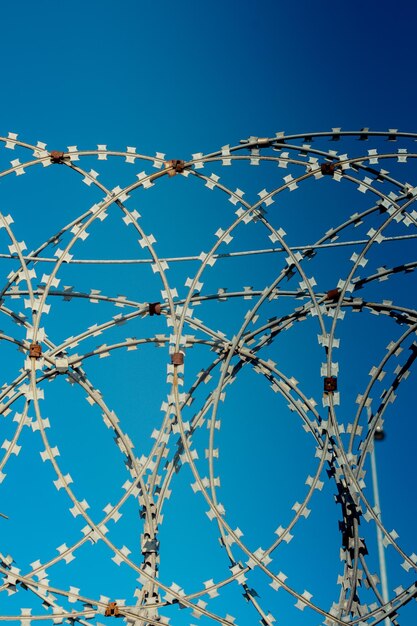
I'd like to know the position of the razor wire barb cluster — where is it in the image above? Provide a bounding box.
[0,129,416,626]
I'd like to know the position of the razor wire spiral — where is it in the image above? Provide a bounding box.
[0,129,416,626]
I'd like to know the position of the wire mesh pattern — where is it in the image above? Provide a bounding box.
[0,130,416,626]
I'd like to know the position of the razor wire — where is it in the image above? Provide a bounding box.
[0,129,416,626]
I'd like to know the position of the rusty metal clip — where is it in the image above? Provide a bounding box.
[149,302,161,316]
[325,288,341,301]
[29,343,42,359]
[320,162,336,176]
[171,352,184,365]
[164,160,186,177]
[105,602,120,617]
[49,151,66,164]
[324,376,337,392]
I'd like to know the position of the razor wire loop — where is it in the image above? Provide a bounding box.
[0,130,416,625]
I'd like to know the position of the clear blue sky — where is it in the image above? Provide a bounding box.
[1,1,416,151]
[0,1,417,626]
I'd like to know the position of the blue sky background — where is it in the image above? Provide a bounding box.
[0,1,417,625]
[1,1,416,154]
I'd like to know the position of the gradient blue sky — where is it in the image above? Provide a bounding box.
[1,1,416,152]
[0,1,417,625]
